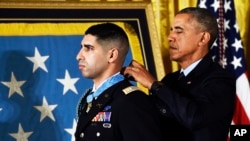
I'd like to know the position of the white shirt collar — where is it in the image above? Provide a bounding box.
[181,59,202,76]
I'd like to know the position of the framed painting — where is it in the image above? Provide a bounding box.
[0,1,163,141]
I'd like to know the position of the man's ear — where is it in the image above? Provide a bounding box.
[108,48,118,63]
[199,32,210,46]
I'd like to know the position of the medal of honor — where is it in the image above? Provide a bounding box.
[86,102,92,113]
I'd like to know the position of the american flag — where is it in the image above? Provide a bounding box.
[0,23,132,141]
[197,0,250,133]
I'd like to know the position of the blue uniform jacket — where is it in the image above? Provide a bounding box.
[75,80,163,141]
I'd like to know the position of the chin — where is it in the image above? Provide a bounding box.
[82,73,93,79]
[82,73,88,77]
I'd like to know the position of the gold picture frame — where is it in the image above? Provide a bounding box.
[0,2,166,140]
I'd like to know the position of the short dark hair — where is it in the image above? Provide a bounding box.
[85,23,129,60]
[178,7,219,48]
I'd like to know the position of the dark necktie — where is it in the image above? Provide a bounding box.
[178,72,185,80]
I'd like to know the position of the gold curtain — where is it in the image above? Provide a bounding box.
[151,0,250,79]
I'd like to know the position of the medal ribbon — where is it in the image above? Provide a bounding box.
[86,73,124,103]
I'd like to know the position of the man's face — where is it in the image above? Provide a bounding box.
[168,13,205,63]
[76,34,108,79]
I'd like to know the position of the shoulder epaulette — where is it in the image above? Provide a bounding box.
[122,86,141,95]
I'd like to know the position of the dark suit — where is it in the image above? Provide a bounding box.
[153,54,236,141]
[75,80,163,141]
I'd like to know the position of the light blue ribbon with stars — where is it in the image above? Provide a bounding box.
[86,73,125,103]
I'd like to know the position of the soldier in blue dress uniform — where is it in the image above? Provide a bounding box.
[75,23,164,141]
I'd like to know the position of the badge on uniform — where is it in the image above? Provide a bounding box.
[103,123,112,128]
[103,105,111,111]
[92,112,112,122]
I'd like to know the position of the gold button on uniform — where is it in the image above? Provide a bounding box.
[80,133,84,138]
[96,132,101,137]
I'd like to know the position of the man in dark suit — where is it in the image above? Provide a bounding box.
[74,23,163,141]
[122,7,236,141]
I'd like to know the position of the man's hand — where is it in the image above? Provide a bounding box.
[121,60,156,89]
